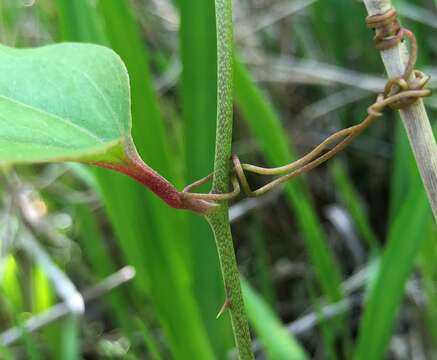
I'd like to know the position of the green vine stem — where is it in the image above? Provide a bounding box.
[205,0,253,359]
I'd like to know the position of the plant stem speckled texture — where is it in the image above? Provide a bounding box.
[211,1,233,192]
[206,0,253,359]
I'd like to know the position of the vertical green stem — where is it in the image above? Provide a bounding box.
[211,0,233,188]
[206,0,253,359]
[207,211,253,359]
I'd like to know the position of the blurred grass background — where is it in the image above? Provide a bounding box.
[1,0,437,359]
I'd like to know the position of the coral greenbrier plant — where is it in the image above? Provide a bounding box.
[0,0,435,358]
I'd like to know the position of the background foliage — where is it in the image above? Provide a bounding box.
[1,0,437,359]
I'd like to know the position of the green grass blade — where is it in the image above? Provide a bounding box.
[135,318,164,360]
[74,205,115,277]
[250,224,277,309]
[74,204,136,333]
[179,0,217,179]
[56,0,107,44]
[0,345,14,360]
[354,190,433,360]
[1,256,23,312]
[389,123,417,222]
[61,315,80,360]
[418,232,437,349]
[242,279,308,360]
[32,266,53,315]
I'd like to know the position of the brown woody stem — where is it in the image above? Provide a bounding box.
[363,0,437,221]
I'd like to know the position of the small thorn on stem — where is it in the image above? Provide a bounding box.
[216,297,232,319]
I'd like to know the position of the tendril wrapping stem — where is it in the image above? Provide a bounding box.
[181,9,431,203]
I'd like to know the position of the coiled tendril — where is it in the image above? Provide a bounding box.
[182,8,431,203]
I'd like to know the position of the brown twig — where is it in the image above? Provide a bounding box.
[363,0,437,220]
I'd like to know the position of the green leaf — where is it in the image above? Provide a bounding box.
[354,190,432,360]
[0,42,130,164]
[0,42,211,213]
[242,279,308,360]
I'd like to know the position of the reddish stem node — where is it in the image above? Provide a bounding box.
[90,145,216,215]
